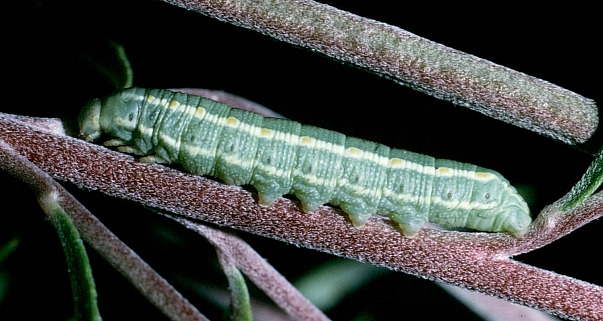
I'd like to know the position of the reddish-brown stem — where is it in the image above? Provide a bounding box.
[160,0,597,145]
[175,219,330,321]
[0,136,208,321]
[1,114,602,320]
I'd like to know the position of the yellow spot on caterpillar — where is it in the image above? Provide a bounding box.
[195,107,206,117]
[389,158,403,166]
[226,116,239,126]
[146,95,156,103]
[260,128,272,137]
[300,136,314,145]
[474,172,495,180]
[437,167,452,175]
[169,100,179,109]
[346,147,361,156]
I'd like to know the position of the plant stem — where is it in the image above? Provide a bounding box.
[160,0,598,145]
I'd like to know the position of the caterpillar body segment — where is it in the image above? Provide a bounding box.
[79,87,532,237]
[250,117,302,206]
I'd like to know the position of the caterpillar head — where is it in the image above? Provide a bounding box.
[79,88,143,142]
[466,171,532,237]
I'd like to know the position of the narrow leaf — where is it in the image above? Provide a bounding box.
[0,238,20,265]
[218,253,253,321]
[41,193,102,321]
[562,146,603,211]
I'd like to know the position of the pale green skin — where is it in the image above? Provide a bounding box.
[79,87,532,237]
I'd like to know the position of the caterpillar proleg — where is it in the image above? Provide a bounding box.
[79,87,532,237]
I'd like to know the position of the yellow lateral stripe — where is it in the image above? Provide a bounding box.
[140,94,498,182]
[189,146,505,211]
[135,95,513,211]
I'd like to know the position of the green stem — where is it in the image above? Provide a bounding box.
[218,252,253,321]
[40,193,102,321]
[562,146,603,211]
[0,238,19,265]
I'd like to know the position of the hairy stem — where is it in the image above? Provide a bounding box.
[174,218,329,321]
[1,114,602,320]
[160,0,597,145]
[0,136,208,321]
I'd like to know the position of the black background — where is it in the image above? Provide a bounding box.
[1,1,601,320]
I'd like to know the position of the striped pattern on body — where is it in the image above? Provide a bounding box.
[79,87,532,237]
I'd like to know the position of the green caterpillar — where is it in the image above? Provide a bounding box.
[79,87,532,237]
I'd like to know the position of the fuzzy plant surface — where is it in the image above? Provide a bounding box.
[1,1,601,320]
